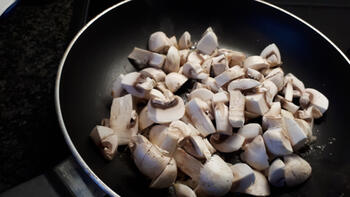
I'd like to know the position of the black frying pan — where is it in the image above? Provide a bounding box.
[55,0,350,196]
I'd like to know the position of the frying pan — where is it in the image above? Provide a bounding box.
[55,0,350,196]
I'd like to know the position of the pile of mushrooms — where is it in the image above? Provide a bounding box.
[90,27,329,196]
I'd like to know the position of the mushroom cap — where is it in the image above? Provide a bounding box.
[150,158,177,188]
[263,127,293,156]
[121,72,154,98]
[147,95,185,124]
[284,154,312,187]
[197,155,233,196]
[237,123,262,141]
[140,67,166,82]
[165,72,188,92]
[268,158,286,187]
[164,46,181,73]
[230,163,255,193]
[90,125,114,146]
[243,56,269,70]
[241,135,269,171]
[197,27,218,55]
[148,31,171,53]
[305,88,329,114]
[174,148,203,180]
[210,133,245,153]
[178,31,192,50]
[227,78,261,91]
[244,170,271,196]
[173,183,197,197]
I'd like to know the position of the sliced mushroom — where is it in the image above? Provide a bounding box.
[186,98,216,137]
[243,170,270,196]
[196,155,233,196]
[128,47,152,68]
[139,106,154,130]
[197,27,218,55]
[179,49,190,66]
[90,126,118,160]
[150,158,177,188]
[213,102,232,135]
[237,123,262,142]
[121,72,155,98]
[210,133,245,153]
[295,118,313,140]
[284,154,312,187]
[164,46,181,73]
[265,67,284,91]
[111,74,125,98]
[212,54,229,76]
[165,72,188,92]
[182,61,208,80]
[148,31,171,53]
[149,125,180,154]
[245,93,269,116]
[169,120,195,138]
[188,88,214,103]
[228,90,245,128]
[202,58,213,74]
[180,136,212,160]
[268,158,285,187]
[149,53,166,68]
[243,56,269,70]
[169,36,178,48]
[263,127,293,156]
[277,95,300,114]
[215,66,245,87]
[260,43,282,67]
[212,91,229,104]
[285,73,305,93]
[305,88,329,114]
[299,91,311,109]
[224,50,246,67]
[201,77,220,93]
[174,148,203,181]
[178,31,192,50]
[241,135,269,171]
[187,51,204,65]
[262,80,278,107]
[140,67,166,82]
[230,163,255,193]
[173,182,197,197]
[283,115,307,150]
[284,79,293,102]
[227,78,261,91]
[246,68,264,82]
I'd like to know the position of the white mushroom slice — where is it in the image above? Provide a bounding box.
[266,102,281,116]
[265,67,284,91]
[202,58,213,74]
[262,80,278,106]
[165,72,188,92]
[213,91,229,104]
[149,125,168,142]
[215,66,245,87]
[203,138,216,154]
[283,116,307,150]
[147,95,185,123]
[188,88,214,103]
[150,158,177,188]
[121,72,155,98]
[197,27,218,55]
[181,136,212,160]
[295,118,313,139]
[210,133,245,153]
[164,46,181,73]
[230,163,255,193]
[186,98,216,137]
[149,125,180,154]
[263,127,293,156]
[243,170,270,196]
[237,123,262,141]
[229,90,245,128]
[227,78,261,91]
[128,47,152,68]
[241,135,269,171]
[169,36,178,48]
[299,92,310,109]
[284,79,293,102]
[149,53,166,68]
[245,93,269,115]
[260,43,282,67]
[196,155,233,196]
[212,54,229,76]
[111,74,125,98]
[90,126,118,160]
[284,154,312,187]
[169,120,194,138]
[268,159,285,187]
[247,68,264,82]
[178,31,192,50]
[148,31,171,53]
[201,77,220,93]
[243,56,269,70]
[130,135,171,179]
[305,88,329,114]
[214,103,232,135]
[285,73,305,92]
[139,106,154,130]
[173,183,197,197]
[182,62,208,80]
[140,67,166,82]
[179,49,190,66]
[187,51,204,65]
[226,51,246,67]
[174,148,203,181]
[275,95,300,114]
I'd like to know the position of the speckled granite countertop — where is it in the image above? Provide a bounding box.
[0,0,73,192]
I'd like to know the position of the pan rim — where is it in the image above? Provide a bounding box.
[54,0,350,197]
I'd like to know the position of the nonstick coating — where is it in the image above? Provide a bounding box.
[56,0,350,196]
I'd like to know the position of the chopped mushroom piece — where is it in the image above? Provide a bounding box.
[268,159,285,187]
[201,57,213,74]
[180,136,212,160]
[284,79,293,102]
[299,92,311,109]
[305,88,329,114]
[165,72,188,92]
[285,73,305,92]
[174,148,203,181]
[283,115,308,150]
[237,123,262,142]
[169,36,178,48]
[212,91,229,104]
[121,72,155,98]
[197,27,218,55]
[243,170,271,196]
[243,56,269,70]
[230,163,255,193]
[210,133,245,153]
[263,127,293,156]
[245,93,269,116]
[179,49,190,66]
[212,54,229,76]
[140,67,166,82]
[149,125,180,154]
[139,106,154,130]
[111,74,125,98]
[241,135,269,171]
[228,90,245,128]
[90,126,118,160]
[246,68,264,82]
[173,183,197,197]
[150,158,177,188]
[179,31,192,50]
[262,80,278,107]
[188,88,214,103]
[128,47,166,69]
[215,66,245,87]
[187,51,204,64]
[182,62,208,80]
[147,94,185,123]
[284,154,312,187]
[227,78,261,91]
[224,50,246,67]
[148,31,171,53]
[201,77,220,93]
[265,67,284,91]
[164,46,181,73]
[213,102,232,135]
[260,43,282,67]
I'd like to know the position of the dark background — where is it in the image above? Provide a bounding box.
[0,0,349,193]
